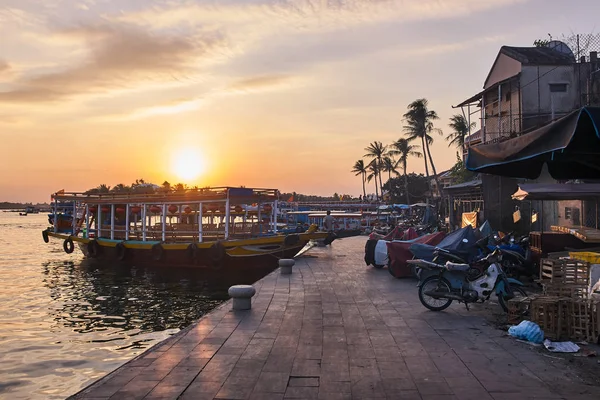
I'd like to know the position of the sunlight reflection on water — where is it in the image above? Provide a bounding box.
[0,212,230,399]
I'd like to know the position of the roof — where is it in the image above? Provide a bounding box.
[466,107,600,179]
[445,180,482,191]
[453,74,518,108]
[512,183,600,201]
[500,46,574,65]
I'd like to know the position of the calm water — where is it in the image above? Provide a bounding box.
[0,212,236,399]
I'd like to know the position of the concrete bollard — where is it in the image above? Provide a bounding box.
[279,258,295,275]
[228,285,256,310]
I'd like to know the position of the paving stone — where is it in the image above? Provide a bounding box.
[75,237,595,400]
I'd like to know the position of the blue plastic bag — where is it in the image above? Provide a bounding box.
[508,320,544,344]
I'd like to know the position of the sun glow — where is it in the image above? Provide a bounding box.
[171,147,206,182]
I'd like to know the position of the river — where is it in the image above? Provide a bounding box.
[0,212,236,399]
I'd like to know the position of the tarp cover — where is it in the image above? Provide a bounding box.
[387,232,446,278]
[512,183,600,201]
[409,225,482,263]
[466,107,600,179]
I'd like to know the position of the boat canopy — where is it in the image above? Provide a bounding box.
[512,183,600,201]
[50,186,279,205]
[466,107,600,179]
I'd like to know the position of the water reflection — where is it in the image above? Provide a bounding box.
[41,260,231,349]
[0,213,272,399]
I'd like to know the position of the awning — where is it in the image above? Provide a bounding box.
[512,183,600,201]
[445,179,482,191]
[466,107,600,179]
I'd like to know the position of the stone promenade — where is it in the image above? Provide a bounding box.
[73,236,600,400]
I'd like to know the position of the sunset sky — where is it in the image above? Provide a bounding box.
[1,0,598,202]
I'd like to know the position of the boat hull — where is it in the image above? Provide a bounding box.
[46,231,330,272]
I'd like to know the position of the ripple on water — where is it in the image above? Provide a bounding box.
[0,213,233,399]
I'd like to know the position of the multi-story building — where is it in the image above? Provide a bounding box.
[454,42,600,231]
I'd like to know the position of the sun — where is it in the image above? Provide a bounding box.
[171,148,206,182]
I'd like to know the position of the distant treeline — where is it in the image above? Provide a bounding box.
[0,202,50,210]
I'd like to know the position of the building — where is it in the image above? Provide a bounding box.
[455,41,600,232]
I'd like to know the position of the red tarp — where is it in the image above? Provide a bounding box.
[387,232,446,278]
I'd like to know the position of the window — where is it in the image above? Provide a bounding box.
[505,92,511,102]
[565,207,572,219]
[549,83,568,93]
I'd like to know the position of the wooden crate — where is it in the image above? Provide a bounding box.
[530,297,569,340]
[569,299,596,342]
[540,258,590,285]
[507,296,535,325]
[543,283,589,299]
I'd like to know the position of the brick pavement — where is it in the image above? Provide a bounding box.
[72,236,600,400]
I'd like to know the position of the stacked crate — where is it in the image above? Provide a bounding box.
[507,296,536,325]
[529,296,570,340]
[539,257,598,342]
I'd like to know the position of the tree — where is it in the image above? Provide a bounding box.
[403,98,443,199]
[110,183,130,193]
[533,34,552,47]
[174,183,186,192]
[383,173,429,204]
[351,159,368,200]
[161,181,171,192]
[388,138,422,205]
[449,152,476,184]
[381,156,399,185]
[366,161,380,200]
[447,114,476,151]
[364,141,387,199]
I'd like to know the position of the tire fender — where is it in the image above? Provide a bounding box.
[152,243,164,262]
[87,240,101,258]
[63,236,75,254]
[116,242,127,261]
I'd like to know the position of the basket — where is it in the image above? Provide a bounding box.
[569,252,600,264]
[540,258,590,285]
[530,296,570,340]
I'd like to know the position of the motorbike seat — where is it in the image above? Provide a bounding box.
[444,262,471,272]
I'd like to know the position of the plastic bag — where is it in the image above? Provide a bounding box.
[508,320,544,344]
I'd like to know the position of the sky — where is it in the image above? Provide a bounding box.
[0,0,598,202]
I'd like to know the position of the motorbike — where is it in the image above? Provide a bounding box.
[489,233,534,279]
[407,244,526,312]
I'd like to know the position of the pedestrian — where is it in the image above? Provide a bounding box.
[323,210,334,232]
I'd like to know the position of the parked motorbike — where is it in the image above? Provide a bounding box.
[408,246,526,312]
[489,233,534,279]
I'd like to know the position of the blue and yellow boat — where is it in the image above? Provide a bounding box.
[42,187,334,271]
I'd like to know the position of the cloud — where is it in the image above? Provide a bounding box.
[226,74,297,93]
[116,0,529,32]
[0,60,10,73]
[0,23,226,103]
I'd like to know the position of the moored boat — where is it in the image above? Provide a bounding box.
[42,187,334,271]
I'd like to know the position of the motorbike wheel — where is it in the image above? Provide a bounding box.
[498,285,527,312]
[418,276,453,311]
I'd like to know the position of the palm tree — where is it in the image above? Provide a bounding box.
[366,161,380,200]
[364,141,387,198]
[381,156,399,184]
[162,181,171,192]
[110,183,129,193]
[389,138,422,205]
[403,98,443,198]
[447,114,476,151]
[351,159,368,200]
[97,184,111,193]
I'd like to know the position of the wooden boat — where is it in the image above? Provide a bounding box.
[42,187,334,271]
